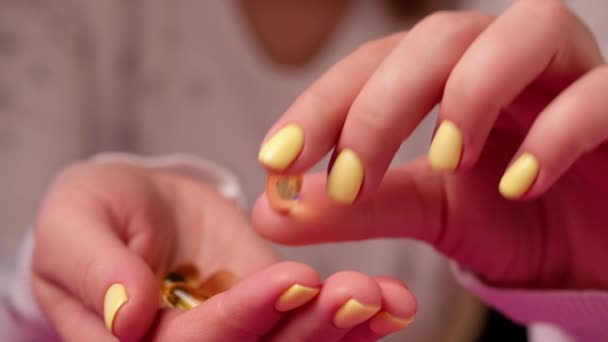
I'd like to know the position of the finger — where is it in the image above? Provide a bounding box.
[254,153,545,286]
[434,0,603,172]
[147,262,320,341]
[264,271,383,342]
[31,275,116,342]
[253,158,441,246]
[33,167,161,342]
[257,33,403,173]
[328,11,492,204]
[34,215,159,342]
[341,277,417,342]
[499,64,608,199]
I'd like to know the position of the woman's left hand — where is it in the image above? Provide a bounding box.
[33,162,416,342]
[253,0,608,291]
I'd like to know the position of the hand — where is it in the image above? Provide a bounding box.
[253,0,608,291]
[32,161,416,341]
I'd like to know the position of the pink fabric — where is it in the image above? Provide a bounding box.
[455,264,607,341]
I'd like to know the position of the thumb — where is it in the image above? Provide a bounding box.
[254,156,538,287]
[252,157,444,246]
[33,167,164,342]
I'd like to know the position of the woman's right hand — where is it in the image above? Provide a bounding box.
[31,161,416,341]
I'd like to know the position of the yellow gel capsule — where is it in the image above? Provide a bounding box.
[162,283,206,310]
[199,270,239,297]
[160,266,238,310]
[266,174,303,212]
[160,264,204,310]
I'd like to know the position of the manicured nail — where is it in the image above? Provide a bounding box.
[104,283,128,334]
[275,284,320,312]
[369,312,414,335]
[333,299,380,328]
[258,124,305,171]
[428,120,463,171]
[499,152,539,199]
[327,149,364,204]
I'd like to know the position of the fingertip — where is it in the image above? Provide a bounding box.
[269,262,322,312]
[374,277,417,319]
[252,174,339,245]
[322,271,383,329]
[103,258,159,342]
[270,261,322,286]
[212,261,322,313]
[251,194,293,244]
[175,261,322,340]
[258,123,305,172]
[369,277,417,336]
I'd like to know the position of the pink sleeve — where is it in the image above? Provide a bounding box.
[0,153,247,340]
[0,231,60,341]
[453,264,608,342]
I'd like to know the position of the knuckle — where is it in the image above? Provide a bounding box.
[348,102,394,137]
[301,87,340,120]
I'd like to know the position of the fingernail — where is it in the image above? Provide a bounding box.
[499,152,539,199]
[275,284,320,312]
[258,124,305,171]
[428,120,463,171]
[327,149,364,204]
[333,299,380,328]
[369,312,414,335]
[104,283,128,334]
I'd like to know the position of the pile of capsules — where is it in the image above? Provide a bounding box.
[160,264,237,310]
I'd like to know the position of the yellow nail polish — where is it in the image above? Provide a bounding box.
[333,299,380,328]
[104,283,128,333]
[369,312,414,335]
[258,124,305,171]
[327,149,364,204]
[275,284,320,312]
[499,152,539,199]
[428,120,463,171]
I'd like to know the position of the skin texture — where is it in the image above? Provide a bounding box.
[32,162,416,341]
[254,0,608,291]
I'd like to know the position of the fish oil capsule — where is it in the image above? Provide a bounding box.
[265,174,303,212]
[199,270,238,297]
[160,265,238,310]
[162,283,207,310]
[161,264,203,310]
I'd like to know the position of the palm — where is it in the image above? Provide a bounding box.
[439,90,608,290]
[160,175,277,280]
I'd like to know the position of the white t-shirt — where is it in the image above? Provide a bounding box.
[0,0,606,341]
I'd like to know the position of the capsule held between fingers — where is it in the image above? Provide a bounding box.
[265,174,303,212]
